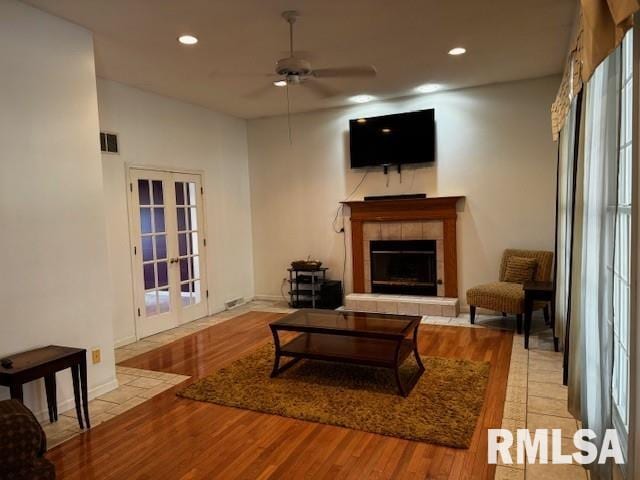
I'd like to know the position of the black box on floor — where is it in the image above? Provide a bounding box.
[317,281,343,310]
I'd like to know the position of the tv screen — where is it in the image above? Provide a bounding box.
[349,109,435,168]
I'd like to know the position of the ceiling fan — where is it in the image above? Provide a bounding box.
[248,10,377,98]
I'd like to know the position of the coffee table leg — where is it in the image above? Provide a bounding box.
[412,323,425,372]
[270,326,282,377]
[394,341,407,397]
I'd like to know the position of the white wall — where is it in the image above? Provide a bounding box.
[248,76,559,305]
[97,80,254,346]
[0,0,116,415]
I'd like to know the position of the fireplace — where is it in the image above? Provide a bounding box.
[370,240,437,295]
[343,196,464,298]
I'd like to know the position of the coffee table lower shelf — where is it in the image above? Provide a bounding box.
[271,332,424,397]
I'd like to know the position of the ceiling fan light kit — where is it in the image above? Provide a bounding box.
[264,10,378,95]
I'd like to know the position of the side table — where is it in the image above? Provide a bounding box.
[523,281,558,351]
[0,346,90,429]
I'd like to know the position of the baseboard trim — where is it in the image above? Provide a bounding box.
[114,335,137,348]
[32,378,120,423]
[252,294,284,302]
[208,306,226,316]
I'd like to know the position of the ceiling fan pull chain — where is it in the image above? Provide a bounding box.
[286,83,293,145]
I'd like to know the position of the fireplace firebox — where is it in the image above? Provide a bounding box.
[369,240,437,296]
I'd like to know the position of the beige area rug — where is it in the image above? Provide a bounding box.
[178,344,490,448]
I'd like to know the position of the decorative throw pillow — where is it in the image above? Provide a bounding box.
[503,256,537,283]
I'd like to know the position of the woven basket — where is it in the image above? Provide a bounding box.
[291,260,322,270]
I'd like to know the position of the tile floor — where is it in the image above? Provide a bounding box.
[41,366,189,449]
[486,315,589,480]
[40,299,294,449]
[41,299,588,480]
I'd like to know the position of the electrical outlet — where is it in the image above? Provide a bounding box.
[91,348,101,364]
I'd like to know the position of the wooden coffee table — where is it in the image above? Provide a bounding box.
[269,309,424,397]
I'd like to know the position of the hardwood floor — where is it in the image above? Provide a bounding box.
[47,311,513,479]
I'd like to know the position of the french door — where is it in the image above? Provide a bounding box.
[129,168,208,338]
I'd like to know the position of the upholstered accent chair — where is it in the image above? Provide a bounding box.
[466,249,554,332]
[0,399,55,480]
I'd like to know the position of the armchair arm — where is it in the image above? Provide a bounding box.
[0,399,47,473]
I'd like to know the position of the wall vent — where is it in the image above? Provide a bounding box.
[100,132,119,154]
[224,297,245,310]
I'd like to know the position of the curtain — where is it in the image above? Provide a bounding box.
[572,48,621,479]
[556,97,581,355]
[568,99,587,419]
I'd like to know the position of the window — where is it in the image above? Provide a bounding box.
[611,29,632,457]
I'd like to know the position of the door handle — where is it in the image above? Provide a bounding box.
[169,257,179,264]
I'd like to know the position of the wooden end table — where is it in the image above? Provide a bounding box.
[523,281,558,351]
[269,309,425,397]
[0,346,90,429]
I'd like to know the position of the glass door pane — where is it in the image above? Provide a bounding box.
[138,179,171,317]
[175,181,202,307]
[172,173,208,324]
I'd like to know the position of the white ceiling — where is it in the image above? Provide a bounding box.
[23,0,576,119]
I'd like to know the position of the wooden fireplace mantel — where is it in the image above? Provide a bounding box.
[342,196,465,298]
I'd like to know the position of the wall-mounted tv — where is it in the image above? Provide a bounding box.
[349,109,435,168]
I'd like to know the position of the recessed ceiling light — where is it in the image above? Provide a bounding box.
[448,47,466,56]
[178,34,198,45]
[350,94,375,104]
[415,84,441,94]
[273,80,287,87]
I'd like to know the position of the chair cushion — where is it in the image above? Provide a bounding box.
[9,458,56,480]
[0,400,54,479]
[503,256,537,283]
[466,281,525,314]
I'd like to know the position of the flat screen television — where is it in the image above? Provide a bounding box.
[349,109,435,168]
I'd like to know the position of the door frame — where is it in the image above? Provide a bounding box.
[125,164,210,340]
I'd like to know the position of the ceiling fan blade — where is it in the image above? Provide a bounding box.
[209,70,276,79]
[300,79,341,98]
[312,65,377,78]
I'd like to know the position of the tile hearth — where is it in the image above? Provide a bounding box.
[344,292,460,317]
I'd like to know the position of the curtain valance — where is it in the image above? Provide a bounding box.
[551,0,638,139]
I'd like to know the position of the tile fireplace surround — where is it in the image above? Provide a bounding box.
[342,196,464,317]
[362,221,445,296]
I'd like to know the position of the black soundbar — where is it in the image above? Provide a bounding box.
[363,194,427,201]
